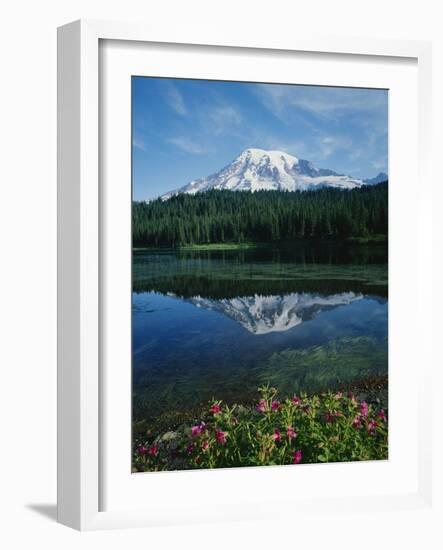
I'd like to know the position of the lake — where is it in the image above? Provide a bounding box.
[132,244,388,431]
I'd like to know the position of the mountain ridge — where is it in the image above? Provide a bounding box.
[363,172,389,185]
[159,148,387,201]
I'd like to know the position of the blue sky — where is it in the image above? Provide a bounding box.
[132,77,388,200]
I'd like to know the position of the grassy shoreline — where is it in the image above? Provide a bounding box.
[133,236,387,252]
[133,374,388,446]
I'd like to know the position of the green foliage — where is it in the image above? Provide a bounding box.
[133,183,388,247]
[133,386,388,471]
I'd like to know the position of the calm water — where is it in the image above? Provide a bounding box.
[132,245,388,427]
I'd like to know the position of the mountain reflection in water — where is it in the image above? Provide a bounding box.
[132,247,388,422]
[178,292,363,335]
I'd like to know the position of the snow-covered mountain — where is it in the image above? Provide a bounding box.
[183,291,363,335]
[363,172,388,185]
[160,148,379,200]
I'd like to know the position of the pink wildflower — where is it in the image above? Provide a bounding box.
[334,392,343,399]
[191,423,206,437]
[377,409,386,422]
[147,445,158,457]
[191,425,202,437]
[360,401,369,417]
[215,429,227,445]
[367,419,378,435]
[271,400,280,411]
[210,403,221,415]
[201,440,209,452]
[186,442,195,454]
[325,411,342,423]
[286,427,297,439]
[256,399,267,413]
[293,450,302,464]
[291,396,301,405]
[352,415,362,429]
[137,445,148,456]
[273,428,282,442]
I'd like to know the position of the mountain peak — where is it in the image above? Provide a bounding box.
[363,172,388,185]
[237,148,299,165]
[160,148,376,200]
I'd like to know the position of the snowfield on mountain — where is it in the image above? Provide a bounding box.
[160,148,387,200]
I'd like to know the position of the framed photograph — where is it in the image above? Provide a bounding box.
[57,19,433,530]
[130,78,391,473]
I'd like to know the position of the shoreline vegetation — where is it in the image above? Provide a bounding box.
[133,382,388,472]
[133,235,387,252]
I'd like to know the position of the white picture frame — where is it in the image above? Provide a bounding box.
[57,19,433,531]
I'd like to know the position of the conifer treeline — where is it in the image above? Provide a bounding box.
[133,183,388,247]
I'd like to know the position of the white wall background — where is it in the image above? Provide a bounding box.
[0,0,441,547]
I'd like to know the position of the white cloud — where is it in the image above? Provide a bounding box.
[165,84,188,116]
[256,84,387,121]
[132,136,146,151]
[205,105,242,135]
[371,156,388,172]
[167,136,208,154]
[262,133,352,163]
[318,135,353,159]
